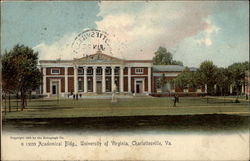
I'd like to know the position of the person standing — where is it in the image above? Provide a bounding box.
[173,94,177,107]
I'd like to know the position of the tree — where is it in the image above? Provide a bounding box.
[153,47,183,65]
[2,44,42,111]
[2,50,20,112]
[175,67,197,90]
[228,61,249,101]
[214,67,231,96]
[196,61,217,94]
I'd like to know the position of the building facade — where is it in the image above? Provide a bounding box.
[39,51,203,97]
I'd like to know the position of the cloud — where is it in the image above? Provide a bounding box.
[196,18,220,46]
[95,1,221,60]
[33,32,77,60]
[34,1,239,60]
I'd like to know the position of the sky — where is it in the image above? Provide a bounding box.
[1,1,249,67]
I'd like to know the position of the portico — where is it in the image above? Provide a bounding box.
[73,65,125,94]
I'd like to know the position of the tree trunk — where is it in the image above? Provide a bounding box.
[21,97,25,111]
[25,94,27,107]
[5,93,7,115]
[235,89,240,103]
[21,91,25,111]
[8,93,11,112]
[16,93,19,111]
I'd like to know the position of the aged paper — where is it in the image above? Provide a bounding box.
[1,1,249,160]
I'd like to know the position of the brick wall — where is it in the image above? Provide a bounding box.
[124,68,128,75]
[68,77,74,93]
[123,77,127,92]
[68,67,74,75]
[46,77,50,93]
[131,77,135,92]
[145,77,148,91]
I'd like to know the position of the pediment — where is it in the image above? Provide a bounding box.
[74,51,124,65]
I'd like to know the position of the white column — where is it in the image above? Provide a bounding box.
[84,67,87,93]
[242,84,244,93]
[43,67,47,95]
[111,66,115,92]
[93,66,97,93]
[214,84,217,92]
[230,84,233,94]
[128,67,131,93]
[74,66,78,94]
[65,67,68,95]
[148,67,151,93]
[205,84,207,93]
[120,67,124,93]
[102,66,106,93]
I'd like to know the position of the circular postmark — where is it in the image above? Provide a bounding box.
[71,29,112,57]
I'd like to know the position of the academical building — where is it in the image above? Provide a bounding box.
[39,51,205,97]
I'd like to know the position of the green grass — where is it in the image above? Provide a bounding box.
[2,97,249,119]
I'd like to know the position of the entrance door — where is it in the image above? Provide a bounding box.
[136,81,143,93]
[106,78,111,92]
[52,85,57,94]
[136,84,140,93]
[52,82,58,95]
[97,81,102,94]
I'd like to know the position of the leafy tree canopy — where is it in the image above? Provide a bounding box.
[153,47,183,66]
[2,44,42,110]
[228,61,249,94]
[196,60,217,85]
[175,67,196,89]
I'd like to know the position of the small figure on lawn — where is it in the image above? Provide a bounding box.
[176,94,179,103]
[173,94,178,107]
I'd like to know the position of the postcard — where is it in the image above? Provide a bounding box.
[1,1,249,160]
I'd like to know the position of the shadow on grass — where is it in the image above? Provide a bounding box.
[3,114,249,133]
[28,106,75,110]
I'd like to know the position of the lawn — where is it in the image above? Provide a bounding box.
[2,97,249,119]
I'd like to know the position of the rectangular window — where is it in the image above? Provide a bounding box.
[78,68,84,75]
[87,68,92,75]
[135,68,143,74]
[96,68,102,75]
[115,68,119,75]
[88,78,93,92]
[51,69,60,74]
[105,68,111,75]
[78,79,83,91]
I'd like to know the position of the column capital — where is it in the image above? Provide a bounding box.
[111,66,116,69]
[93,66,97,69]
[102,66,106,69]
